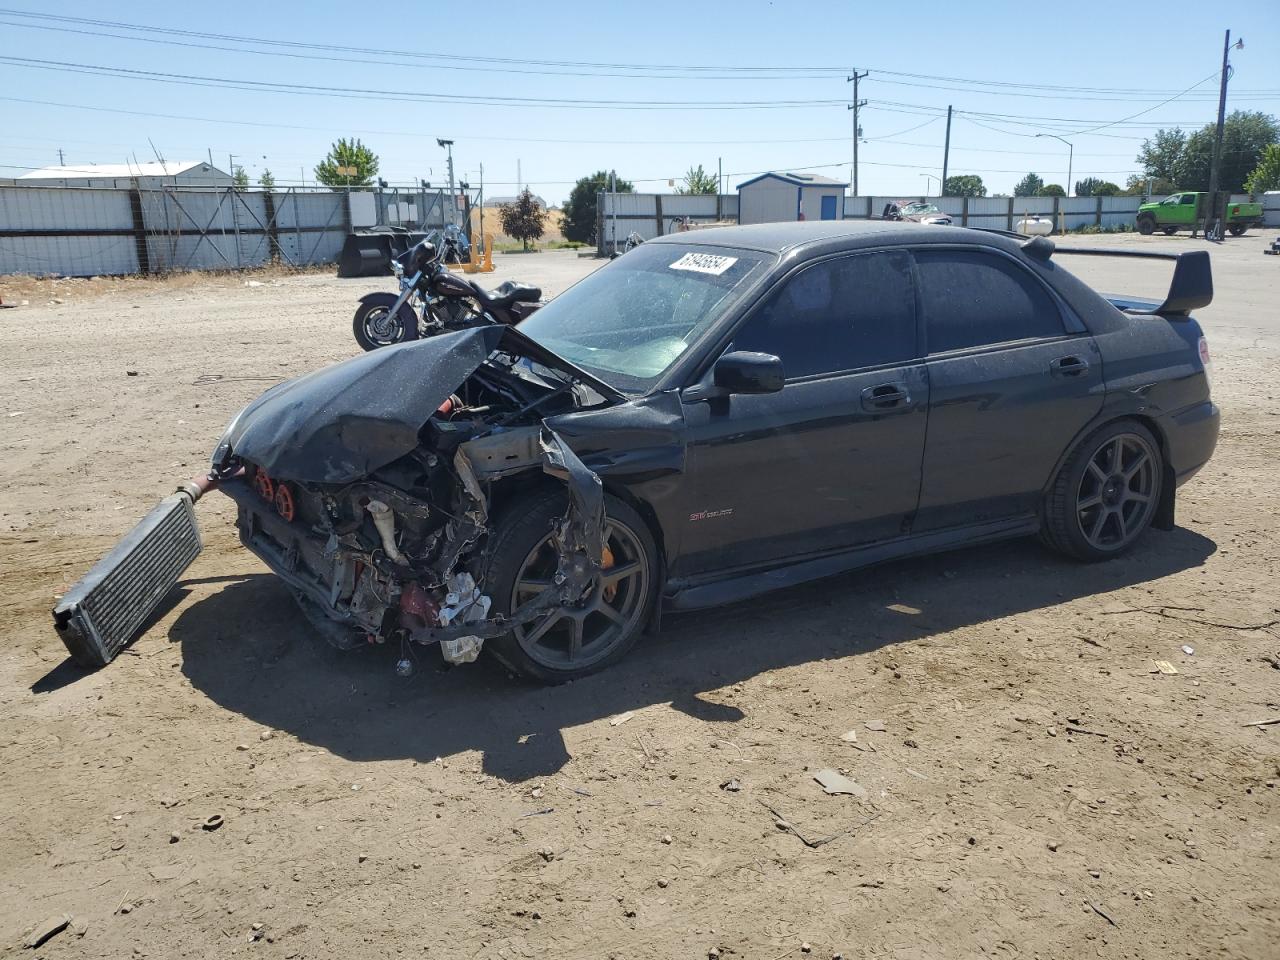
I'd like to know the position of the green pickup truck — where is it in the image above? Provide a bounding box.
[1136,192,1264,236]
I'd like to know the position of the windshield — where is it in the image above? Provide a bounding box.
[903,202,940,216]
[515,243,771,393]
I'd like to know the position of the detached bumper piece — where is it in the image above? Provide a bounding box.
[52,494,202,668]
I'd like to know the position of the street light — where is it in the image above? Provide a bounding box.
[437,138,457,225]
[1035,133,1074,197]
[920,173,940,196]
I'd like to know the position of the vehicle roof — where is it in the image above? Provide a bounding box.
[647,219,1000,255]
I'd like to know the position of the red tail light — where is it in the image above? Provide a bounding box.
[1198,336,1211,367]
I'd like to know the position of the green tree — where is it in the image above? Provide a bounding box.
[1075,177,1120,197]
[1173,111,1280,191]
[1121,174,1177,196]
[1036,183,1066,198]
[561,170,634,244]
[676,164,718,195]
[498,189,546,251]
[1137,113,1279,192]
[1244,143,1280,195]
[943,174,986,197]
[258,168,276,191]
[313,137,380,189]
[232,165,250,190]
[1136,128,1187,183]
[1012,172,1044,197]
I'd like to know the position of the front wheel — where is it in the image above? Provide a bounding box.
[352,295,418,351]
[483,491,657,683]
[1228,224,1247,237]
[1137,217,1155,236]
[1041,420,1163,562]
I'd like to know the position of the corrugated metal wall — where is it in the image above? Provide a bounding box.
[844,194,1259,231]
[598,193,739,254]
[0,185,351,277]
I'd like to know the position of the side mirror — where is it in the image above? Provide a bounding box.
[713,351,785,394]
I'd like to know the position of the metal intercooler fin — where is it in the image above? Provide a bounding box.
[52,494,202,668]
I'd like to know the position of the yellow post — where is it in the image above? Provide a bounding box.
[479,234,496,272]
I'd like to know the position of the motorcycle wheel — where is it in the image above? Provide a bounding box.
[352,296,419,351]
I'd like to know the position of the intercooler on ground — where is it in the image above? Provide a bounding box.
[52,493,203,668]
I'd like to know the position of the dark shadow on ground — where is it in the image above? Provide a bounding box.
[170,528,1215,782]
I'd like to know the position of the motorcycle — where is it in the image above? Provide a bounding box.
[352,235,542,351]
[440,222,470,264]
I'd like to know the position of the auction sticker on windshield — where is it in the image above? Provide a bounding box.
[669,252,739,275]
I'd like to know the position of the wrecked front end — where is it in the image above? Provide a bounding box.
[56,325,620,671]
[216,326,618,670]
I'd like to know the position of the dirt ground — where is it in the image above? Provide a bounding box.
[1,234,1278,959]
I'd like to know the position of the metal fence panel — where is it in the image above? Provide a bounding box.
[0,234,139,277]
[0,186,139,276]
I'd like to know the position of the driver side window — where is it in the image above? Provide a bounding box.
[730,251,918,380]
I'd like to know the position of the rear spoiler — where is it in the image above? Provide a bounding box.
[977,231,1213,317]
[1052,247,1212,316]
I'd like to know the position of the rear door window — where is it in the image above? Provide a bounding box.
[914,249,1066,353]
[730,250,918,379]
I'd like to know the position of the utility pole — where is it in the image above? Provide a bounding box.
[941,105,952,197]
[1206,29,1243,241]
[57,147,64,166]
[846,69,868,196]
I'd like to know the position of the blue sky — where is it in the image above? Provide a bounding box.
[1,0,1278,202]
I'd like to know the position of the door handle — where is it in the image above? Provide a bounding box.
[861,382,912,411]
[1049,355,1090,378]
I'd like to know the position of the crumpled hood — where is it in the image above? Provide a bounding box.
[224,325,506,485]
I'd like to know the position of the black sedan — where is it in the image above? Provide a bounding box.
[55,222,1219,683]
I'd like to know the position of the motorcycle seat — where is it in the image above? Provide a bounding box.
[478,280,541,309]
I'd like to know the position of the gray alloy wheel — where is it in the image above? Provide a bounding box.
[1074,432,1159,551]
[1041,420,1164,562]
[510,518,650,672]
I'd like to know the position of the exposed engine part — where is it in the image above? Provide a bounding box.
[437,572,490,664]
[274,482,296,522]
[365,499,409,565]
[253,470,275,501]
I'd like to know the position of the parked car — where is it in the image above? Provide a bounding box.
[882,200,953,225]
[55,222,1219,685]
[1136,192,1263,236]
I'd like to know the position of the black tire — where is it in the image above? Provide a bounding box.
[1041,420,1163,562]
[352,295,418,351]
[1162,226,1178,236]
[483,490,658,683]
[1228,224,1246,237]
[1137,216,1156,236]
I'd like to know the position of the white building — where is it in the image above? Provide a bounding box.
[737,172,848,225]
[17,160,233,189]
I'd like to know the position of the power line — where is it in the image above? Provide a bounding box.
[1,7,1276,100]
[0,55,849,109]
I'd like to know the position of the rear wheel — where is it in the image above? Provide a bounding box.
[1228,224,1247,237]
[1041,420,1163,561]
[1137,216,1156,236]
[483,491,657,683]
